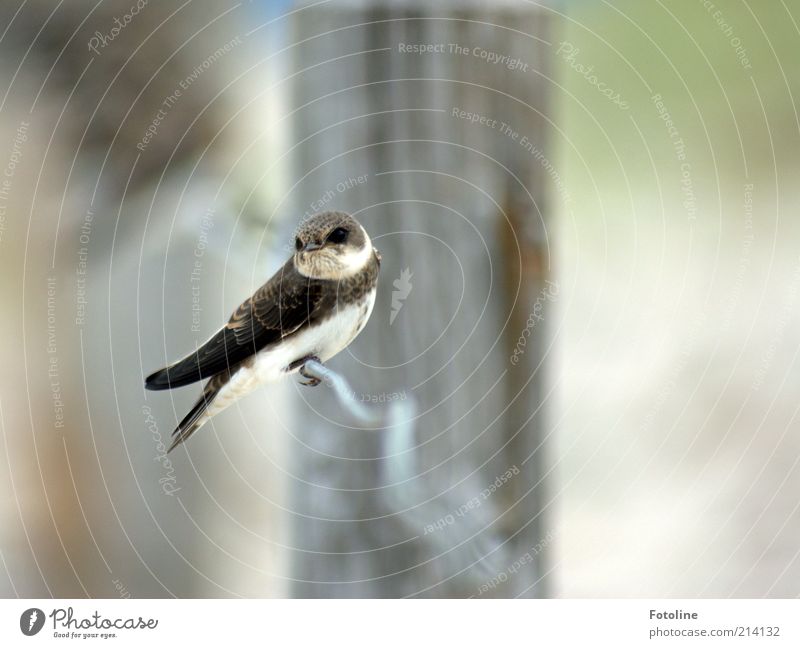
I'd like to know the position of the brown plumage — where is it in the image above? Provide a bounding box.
[145,211,380,451]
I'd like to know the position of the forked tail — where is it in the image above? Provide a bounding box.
[168,372,229,452]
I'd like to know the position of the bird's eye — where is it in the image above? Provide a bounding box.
[327,227,348,244]
[294,237,303,251]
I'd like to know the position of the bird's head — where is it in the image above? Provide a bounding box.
[293,211,375,280]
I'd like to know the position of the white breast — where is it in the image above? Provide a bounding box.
[263,287,377,373]
[201,289,377,421]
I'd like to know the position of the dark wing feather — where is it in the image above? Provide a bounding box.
[145,260,328,390]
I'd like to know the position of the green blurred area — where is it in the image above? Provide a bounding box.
[557,0,799,216]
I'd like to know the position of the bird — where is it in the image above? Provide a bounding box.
[145,211,380,452]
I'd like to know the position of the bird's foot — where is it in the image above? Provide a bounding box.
[291,355,323,386]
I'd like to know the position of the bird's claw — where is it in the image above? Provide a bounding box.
[298,356,322,387]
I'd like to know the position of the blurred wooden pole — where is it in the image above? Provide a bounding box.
[287,0,552,597]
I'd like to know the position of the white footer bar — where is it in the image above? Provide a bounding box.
[2,599,797,646]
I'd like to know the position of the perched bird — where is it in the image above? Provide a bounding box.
[145,211,380,452]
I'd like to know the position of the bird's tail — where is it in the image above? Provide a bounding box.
[168,372,229,452]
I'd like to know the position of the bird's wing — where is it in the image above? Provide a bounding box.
[145,260,329,390]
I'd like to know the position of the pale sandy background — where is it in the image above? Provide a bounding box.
[0,0,798,597]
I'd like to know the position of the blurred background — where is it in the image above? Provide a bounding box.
[0,0,799,598]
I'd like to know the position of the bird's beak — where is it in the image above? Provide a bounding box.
[303,242,323,252]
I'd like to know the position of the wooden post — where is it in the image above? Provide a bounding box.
[286,0,552,597]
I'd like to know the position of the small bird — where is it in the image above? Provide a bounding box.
[145,211,380,452]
